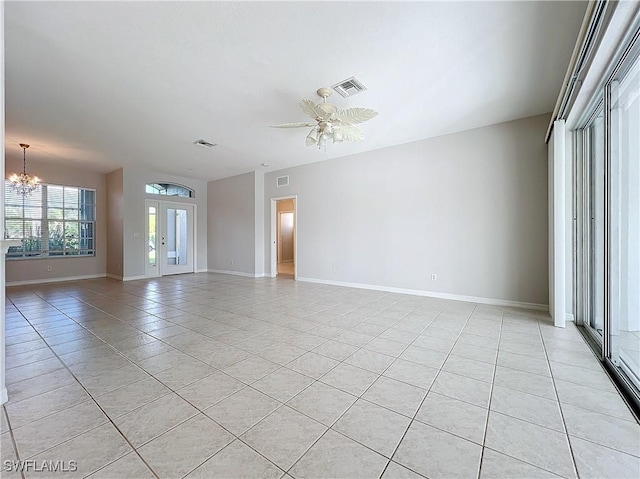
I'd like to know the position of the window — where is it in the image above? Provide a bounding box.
[5,182,96,259]
[145,183,193,198]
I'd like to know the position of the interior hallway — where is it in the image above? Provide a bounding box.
[277,262,294,277]
[2,274,638,478]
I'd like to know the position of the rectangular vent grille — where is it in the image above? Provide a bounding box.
[332,77,366,98]
[193,139,217,148]
[276,175,290,188]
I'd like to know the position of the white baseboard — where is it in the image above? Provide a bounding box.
[7,273,106,287]
[0,388,7,405]
[296,276,549,311]
[123,275,148,282]
[208,269,265,278]
[566,313,575,322]
[195,269,208,273]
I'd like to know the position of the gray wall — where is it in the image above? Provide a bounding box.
[5,157,107,284]
[207,172,256,275]
[106,168,123,277]
[264,114,550,306]
[122,167,208,278]
[254,172,264,276]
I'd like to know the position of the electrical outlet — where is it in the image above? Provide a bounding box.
[47,265,52,272]
[332,266,337,273]
[230,260,234,265]
[431,273,437,281]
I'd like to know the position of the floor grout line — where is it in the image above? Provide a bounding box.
[5,276,637,478]
[540,321,583,479]
[476,308,503,479]
[378,304,479,478]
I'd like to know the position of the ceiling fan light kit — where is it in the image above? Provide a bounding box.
[271,86,378,148]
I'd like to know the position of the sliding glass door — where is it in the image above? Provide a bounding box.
[576,32,640,408]
[587,109,605,340]
[609,51,640,391]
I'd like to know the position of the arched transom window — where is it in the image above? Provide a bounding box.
[145,183,194,198]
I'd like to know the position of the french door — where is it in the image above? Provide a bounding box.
[145,200,195,276]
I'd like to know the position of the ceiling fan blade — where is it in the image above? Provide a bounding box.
[333,107,378,125]
[270,122,317,128]
[300,99,330,120]
[336,124,365,142]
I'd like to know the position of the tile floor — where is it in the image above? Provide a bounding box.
[2,274,639,479]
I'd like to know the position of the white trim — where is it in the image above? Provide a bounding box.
[208,269,265,278]
[145,199,161,278]
[195,268,208,273]
[553,120,567,328]
[7,273,106,287]
[566,313,576,322]
[123,275,147,282]
[296,276,549,311]
[106,273,123,281]
[0,0,6,406]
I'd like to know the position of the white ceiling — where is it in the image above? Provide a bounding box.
[4,1,586,181]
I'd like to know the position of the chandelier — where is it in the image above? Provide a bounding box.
[9,143,41,196]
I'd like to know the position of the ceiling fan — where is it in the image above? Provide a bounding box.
[271,87,378,147]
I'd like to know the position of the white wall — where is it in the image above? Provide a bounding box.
[548,131,555,314]
[4,158,107,284]
[207,172,257,275]
[548,120,569,327]
[264,114,550,307]
[122,167,207,278]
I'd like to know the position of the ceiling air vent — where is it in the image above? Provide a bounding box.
[332,77,367,98]
[193,139,217,148]
[276,175,290,188]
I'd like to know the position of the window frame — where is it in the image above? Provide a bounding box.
[573,24,640,416]
[4,181,97,260]
[145,182,194,198]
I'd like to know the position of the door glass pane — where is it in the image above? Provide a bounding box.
[148,206,157,267]
[610,53,640,391]
[589,110,605,336]
[166,208,188,266]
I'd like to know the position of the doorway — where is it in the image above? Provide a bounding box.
[271,197,296,279]
[145,200,195,276]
